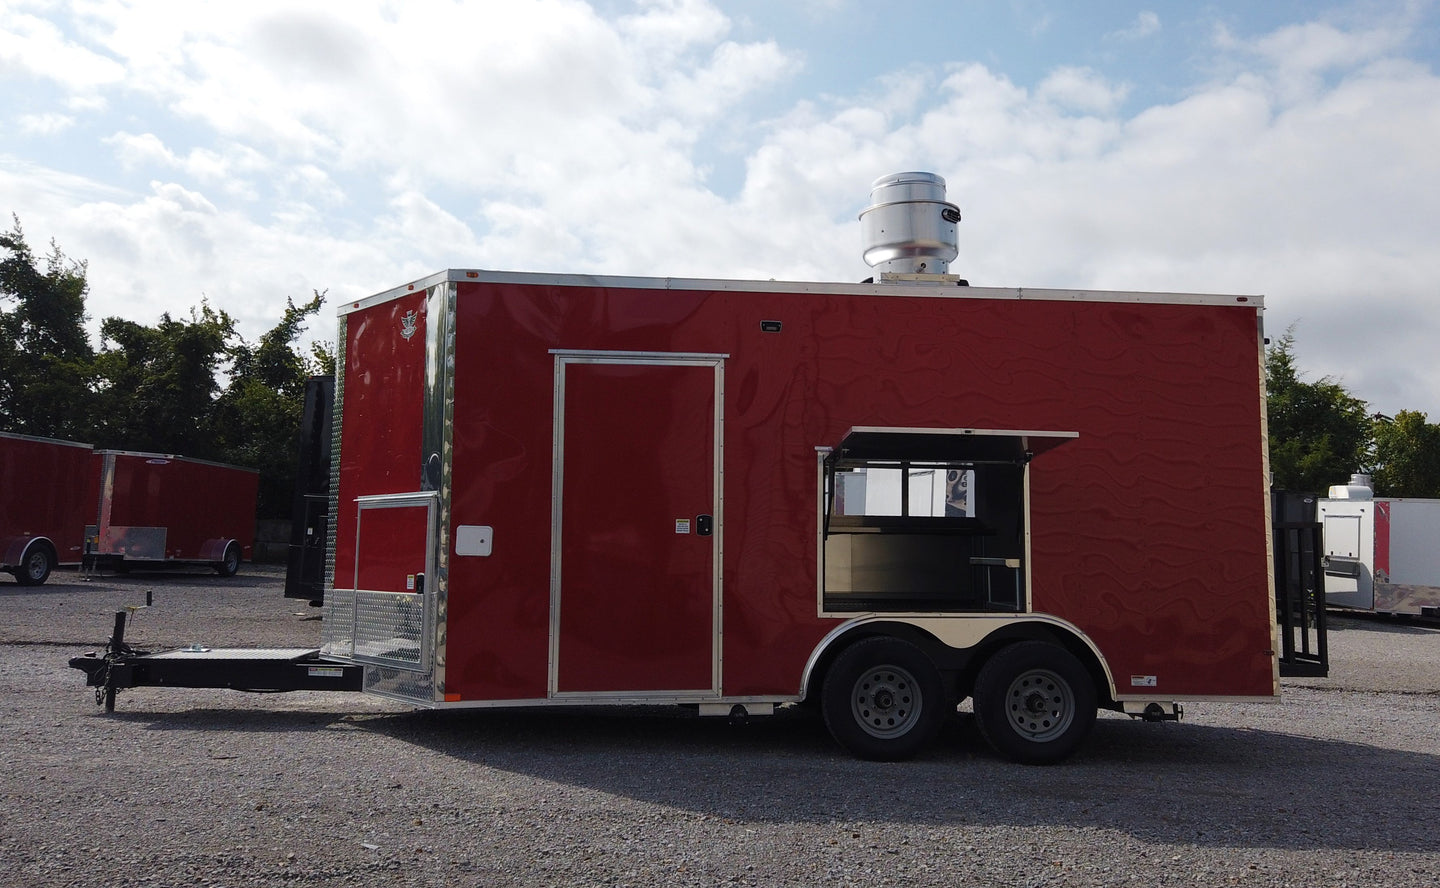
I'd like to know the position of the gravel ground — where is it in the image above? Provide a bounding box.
[3,566,1439,887]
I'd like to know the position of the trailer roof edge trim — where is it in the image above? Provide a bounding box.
[95,449,262,474]
[0,430,95,449]
[341,268,1265,316]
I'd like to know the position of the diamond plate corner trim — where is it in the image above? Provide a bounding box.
[321,316,353,658]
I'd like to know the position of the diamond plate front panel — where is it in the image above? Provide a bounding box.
[363,662,436,704]
[352,589,427,672]
[321,587,356,658]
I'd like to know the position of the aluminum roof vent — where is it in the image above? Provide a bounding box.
[859,171,961,277]
[1328,473,1374,500]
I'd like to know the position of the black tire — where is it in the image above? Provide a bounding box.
[215,542,241,577]
[821,636,945,761]
[15,543,54,586]
[973,640,1097,765]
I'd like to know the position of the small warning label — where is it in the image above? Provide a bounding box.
[1130,675,1158,687]
[675,519,692,534]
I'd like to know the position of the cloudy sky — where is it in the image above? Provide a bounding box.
[2,0,1438,416]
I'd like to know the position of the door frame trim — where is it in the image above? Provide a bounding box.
[547,349,727,699]
[349,490,438,672]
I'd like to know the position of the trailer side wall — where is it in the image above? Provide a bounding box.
[99,453,259,561]
[427,280,1272,702]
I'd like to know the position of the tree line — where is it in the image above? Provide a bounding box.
[1266,329,1440,496]
[5,216,1439,517]
[1,217,332,518]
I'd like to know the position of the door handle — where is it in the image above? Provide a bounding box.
[696,514,713,536]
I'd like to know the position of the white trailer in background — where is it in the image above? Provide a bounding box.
[1321,475,1440,618]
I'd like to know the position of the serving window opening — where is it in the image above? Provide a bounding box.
[820,428,1075,614]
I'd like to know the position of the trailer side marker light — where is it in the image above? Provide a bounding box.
[1236,296,1249,302]
[465,271,479,278]
[444,693,461,702]
[761,320,783,333]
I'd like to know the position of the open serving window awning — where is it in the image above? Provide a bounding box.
[828,426,1078,465]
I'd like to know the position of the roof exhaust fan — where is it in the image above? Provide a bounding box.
[859,171,964,283]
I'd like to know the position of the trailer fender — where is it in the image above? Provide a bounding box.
[2,536,56,586]
[1,534,33,568]
[197,538,233,562]
[800,615,1117,704]
[201,539,243,577]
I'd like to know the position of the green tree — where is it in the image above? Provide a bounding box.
[0,216,96,439]
[90,303,236,458]
[1266,330,1371,493]
[1371,410,1440,497]
[214,291,328,517]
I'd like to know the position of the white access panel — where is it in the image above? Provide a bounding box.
[1319,499,1373,610]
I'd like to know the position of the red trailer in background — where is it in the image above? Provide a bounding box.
[1,431,97,585]
[86,451,258,577]
[1,433,257,584]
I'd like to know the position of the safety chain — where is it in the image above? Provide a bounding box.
[91,632,147,708]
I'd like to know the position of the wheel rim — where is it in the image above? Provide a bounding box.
[1003,668,1075,742]
[850,664,922,739]
[24,551,48,581]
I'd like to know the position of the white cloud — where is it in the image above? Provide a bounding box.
[618,0,730,60]
[1036,67,1129,114]
[0,4,125,91]
[1252,20,1407,72]
[106,131,176,169]
[104,132,270,199]
[1215,15,1415,103]
[18,112,75,135]
[662,40,798,122]
[282,165,346,207]
[1109,11,1161,42]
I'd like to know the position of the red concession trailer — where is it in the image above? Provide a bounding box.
[1,431,97,585]
[73,174,1279,763]
[316,201,1275,763]
[85,451,259,576]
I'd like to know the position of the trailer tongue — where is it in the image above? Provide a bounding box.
[69,610,362,712]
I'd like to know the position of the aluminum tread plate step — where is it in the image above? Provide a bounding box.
[145,647,321,660]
